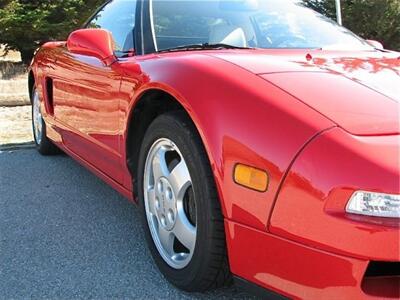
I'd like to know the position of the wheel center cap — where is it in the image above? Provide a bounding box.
[155,177,177,231]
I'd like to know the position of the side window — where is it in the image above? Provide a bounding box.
[87,0,136,52]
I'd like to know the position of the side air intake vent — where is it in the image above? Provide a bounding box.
[362,261,400,298]
[45,77,54,115]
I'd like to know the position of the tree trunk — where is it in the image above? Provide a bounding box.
[20,49,35,65]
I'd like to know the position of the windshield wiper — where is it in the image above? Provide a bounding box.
[157,43,254,53]
[115,50,135,58]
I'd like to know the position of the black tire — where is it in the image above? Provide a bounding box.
[31,86,60,155]
[137,111,231,292]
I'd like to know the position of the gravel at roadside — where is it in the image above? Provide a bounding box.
[0,105,33,145]
[0,75,30,107]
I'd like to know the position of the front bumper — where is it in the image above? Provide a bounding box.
[226,220,399,299]
[226,127,400,299]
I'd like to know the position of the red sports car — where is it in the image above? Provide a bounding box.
[28,0,400,298]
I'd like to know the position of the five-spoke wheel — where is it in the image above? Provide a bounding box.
[138,112,231,292]
[144,138,197,269]
[32,89,43,145]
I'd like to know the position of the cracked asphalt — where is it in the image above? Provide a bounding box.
[0,148,254,299]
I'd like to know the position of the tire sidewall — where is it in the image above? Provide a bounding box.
[137,114,218,290]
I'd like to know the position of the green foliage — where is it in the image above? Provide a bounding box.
[302,0,337,19]
[0,0,104,63]
[302,0,400,51]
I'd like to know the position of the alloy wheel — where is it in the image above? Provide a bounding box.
[143,138,197,269]
[32,89,43,145]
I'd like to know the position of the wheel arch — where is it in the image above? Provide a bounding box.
[125,88,216,202]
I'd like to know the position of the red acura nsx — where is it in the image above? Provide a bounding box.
[28,0,400,298]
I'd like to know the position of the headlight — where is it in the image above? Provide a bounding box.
[346,191,400,218]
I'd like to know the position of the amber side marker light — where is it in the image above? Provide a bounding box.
[234,164,269,192]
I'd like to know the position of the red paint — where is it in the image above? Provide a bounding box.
[225,220,369,299]
[29,29,400,299]
[262,71,399,135]
[270,127,400,261]
[67,29,116,66]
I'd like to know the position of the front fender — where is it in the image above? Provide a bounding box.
[121,53,334,230]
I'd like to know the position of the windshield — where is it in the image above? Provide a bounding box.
[151,0,373,51]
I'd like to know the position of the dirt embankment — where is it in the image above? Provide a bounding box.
[1,46,30,107]
[0,47,33,145]
[0,106,33,145]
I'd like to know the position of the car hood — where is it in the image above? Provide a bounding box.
[211,50,400,135]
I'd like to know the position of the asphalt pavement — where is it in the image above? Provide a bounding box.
[0,148,254,299]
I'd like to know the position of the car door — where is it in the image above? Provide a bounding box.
[51,0,137,183]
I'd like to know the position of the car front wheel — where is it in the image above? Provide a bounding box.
[137,112,231,292]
